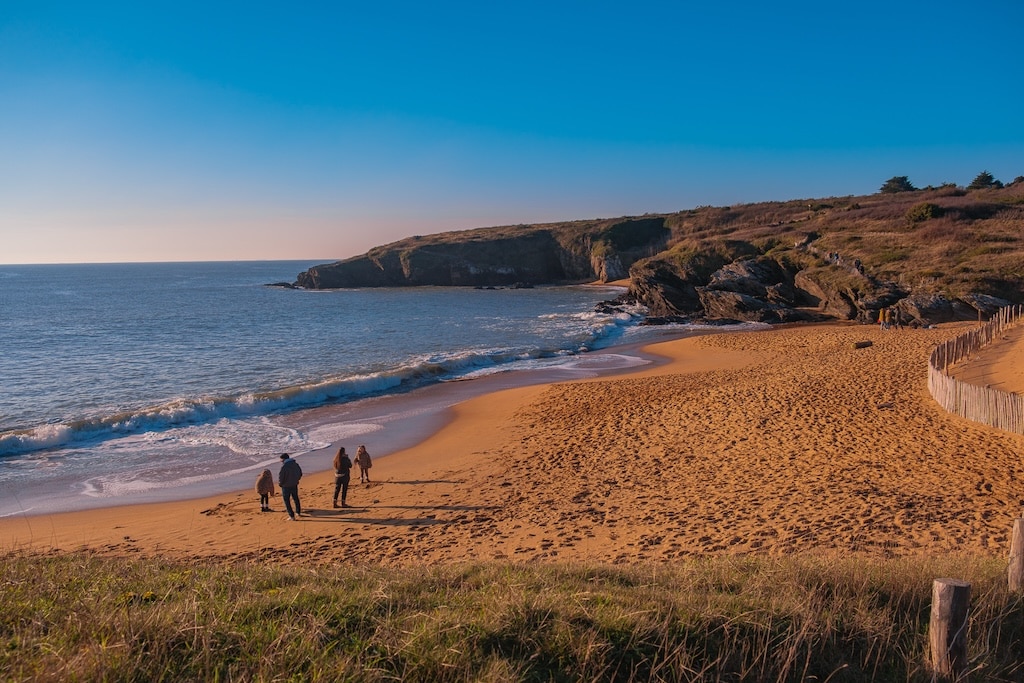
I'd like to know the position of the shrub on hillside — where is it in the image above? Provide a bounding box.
[905,202,943,224]
[932,183,967,197]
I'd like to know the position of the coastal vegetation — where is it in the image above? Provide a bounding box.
[2,552,1022,681]
[295,174,1024,325]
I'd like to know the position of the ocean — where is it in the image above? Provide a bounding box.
[0,261,744,517]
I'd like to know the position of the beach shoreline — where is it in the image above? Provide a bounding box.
[4,321,1024,565]
[0,266,648,518]
[0,325,692,519]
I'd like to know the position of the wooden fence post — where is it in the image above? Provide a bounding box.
[1010,518,1024,592]
[929,578,971,680]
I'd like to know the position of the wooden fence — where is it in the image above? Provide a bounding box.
[928,305,1024,434]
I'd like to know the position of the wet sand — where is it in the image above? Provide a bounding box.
[4,322,1024,566]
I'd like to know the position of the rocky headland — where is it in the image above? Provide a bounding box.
[294,181,1024,326]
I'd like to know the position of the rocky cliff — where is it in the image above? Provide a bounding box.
[295,217,669,289]
[295,182,1024,326]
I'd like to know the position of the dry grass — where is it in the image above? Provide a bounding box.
[2,552,1023,681]
[661,184,1024,300]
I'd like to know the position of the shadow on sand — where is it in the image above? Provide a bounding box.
[300,503,499,527]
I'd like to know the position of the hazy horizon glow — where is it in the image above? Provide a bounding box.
[3,2,1022,265]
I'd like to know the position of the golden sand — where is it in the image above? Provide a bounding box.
[4,322,1024,566]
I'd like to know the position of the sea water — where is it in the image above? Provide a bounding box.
[0,261,743,516]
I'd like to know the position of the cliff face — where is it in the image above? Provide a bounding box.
[624,184,1024,325]
[295,217,669,289]
[294,183,1024,325]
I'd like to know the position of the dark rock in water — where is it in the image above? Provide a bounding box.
[594,296,637,315]
[266,281,299,289]
[697,317,745,327]
[640,315,693,326]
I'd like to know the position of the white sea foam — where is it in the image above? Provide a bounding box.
[150,418,315,455]
[306,422,384,445]
[0,326,650,458]
[81,458,276,498]
[0,316,739,460]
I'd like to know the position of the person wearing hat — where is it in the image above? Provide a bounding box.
[277,452,303,520]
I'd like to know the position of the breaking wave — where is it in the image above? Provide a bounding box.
[0,306,648,457]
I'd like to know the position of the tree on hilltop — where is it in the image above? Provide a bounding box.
[967,170,1002,190]
[879,176,917,193]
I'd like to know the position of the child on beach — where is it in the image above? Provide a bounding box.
[255,469,275,512]
[355,444,372,484]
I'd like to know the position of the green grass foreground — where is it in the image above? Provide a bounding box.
[2,553,1023,682]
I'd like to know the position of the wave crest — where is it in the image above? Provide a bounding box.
[0,309,647,457]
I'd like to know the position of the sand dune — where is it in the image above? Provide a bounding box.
[4,322,1024,566]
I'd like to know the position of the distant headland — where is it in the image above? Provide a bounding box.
[294,174,1024,326]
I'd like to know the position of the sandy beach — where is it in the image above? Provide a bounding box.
[4,322,1024,566]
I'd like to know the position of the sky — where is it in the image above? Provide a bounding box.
[2,1,1022,264]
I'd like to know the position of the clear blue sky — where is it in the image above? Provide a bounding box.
[2,1,1021,264]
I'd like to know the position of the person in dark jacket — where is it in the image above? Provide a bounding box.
[278,452,303,520]
[332,446,352,508]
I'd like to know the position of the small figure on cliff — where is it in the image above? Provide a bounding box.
[278,453,303,520]
[255,468,275,512]
[333,446,352,508]
[355,444,373,484]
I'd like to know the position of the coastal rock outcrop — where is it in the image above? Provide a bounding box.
[894,293,1011,324]
[296,217,670,289]
[294,183,1024,326]
[626,243,1010,326]
[696,289,812,323]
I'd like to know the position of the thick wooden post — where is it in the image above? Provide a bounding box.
[1010,518,1024,592]
[929,578,971,680]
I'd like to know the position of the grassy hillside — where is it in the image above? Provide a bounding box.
[3,552,1022,681]
[657,183,1024,300]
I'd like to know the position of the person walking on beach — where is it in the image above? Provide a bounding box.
[333,446,353,508]
[255,468,275,512]
[278,452,303,520]
[355,444,372,483]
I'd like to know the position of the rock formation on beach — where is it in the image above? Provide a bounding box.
[295,181,1024,326]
